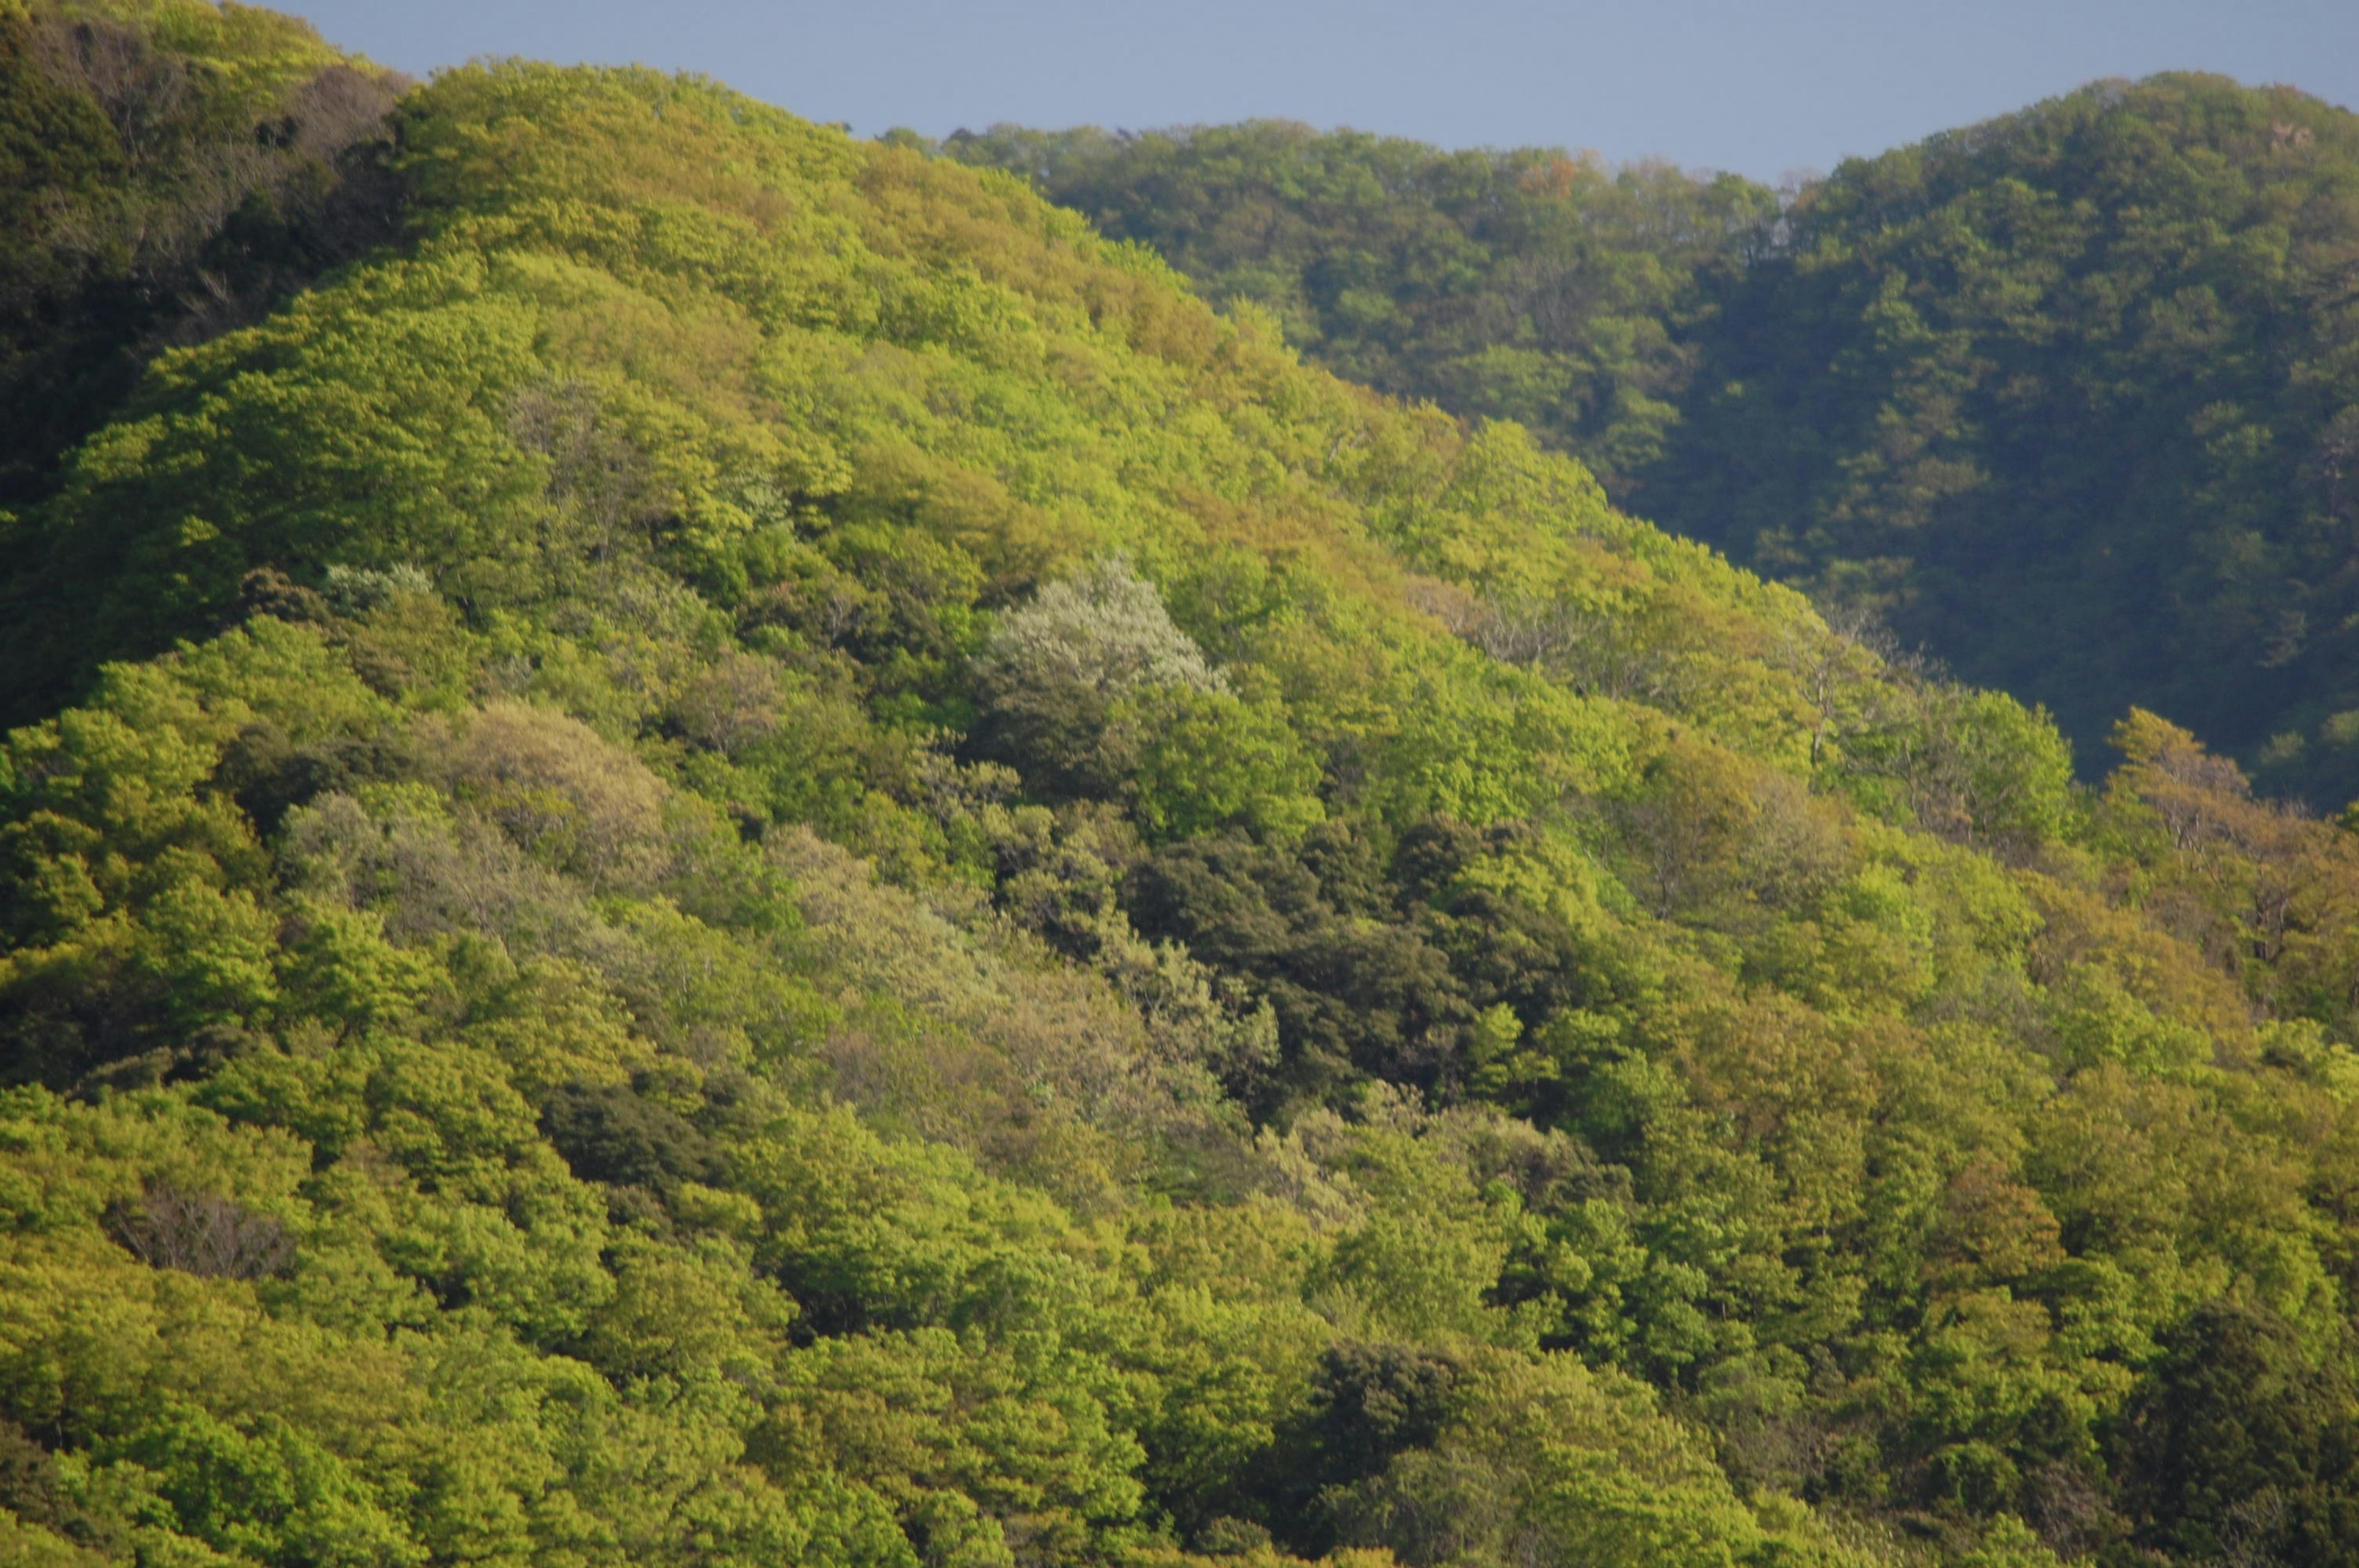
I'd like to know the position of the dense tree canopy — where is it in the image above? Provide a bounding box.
[1650,74,2359,805]
[0,0,406,517]
[948,79,2359,805]
[940,121,1776,496]
[6,9,2359,1568]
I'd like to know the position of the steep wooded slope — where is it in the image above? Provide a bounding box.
[950,79,2359,803]
[939,120,1775,496]
[1650,74,2359,802]
[6,12,2359,1568]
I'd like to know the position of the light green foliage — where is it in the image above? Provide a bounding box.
[2,12,2358,1568]
[969,559,1321,837]
[942,121,1777,491]
[978,557,1226,700]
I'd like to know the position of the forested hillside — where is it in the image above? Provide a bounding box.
[946,80,2359,803]
[937,121,1777,497]
[0,0,405,517]
[8,7,2359,1568]
[1651,76,2359,804]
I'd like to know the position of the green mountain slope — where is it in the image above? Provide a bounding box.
[1650,75,2359,803]
[939,120,1777,497]
[947,79,2359,803]
[7,9,2359,1568]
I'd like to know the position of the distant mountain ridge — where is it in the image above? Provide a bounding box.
[946,79,2359,802]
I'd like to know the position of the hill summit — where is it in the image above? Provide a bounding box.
[6,8,2359,1568]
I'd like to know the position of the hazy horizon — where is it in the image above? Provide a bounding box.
[290,0,2355,183]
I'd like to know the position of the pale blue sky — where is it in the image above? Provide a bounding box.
[297,0,2354,183]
